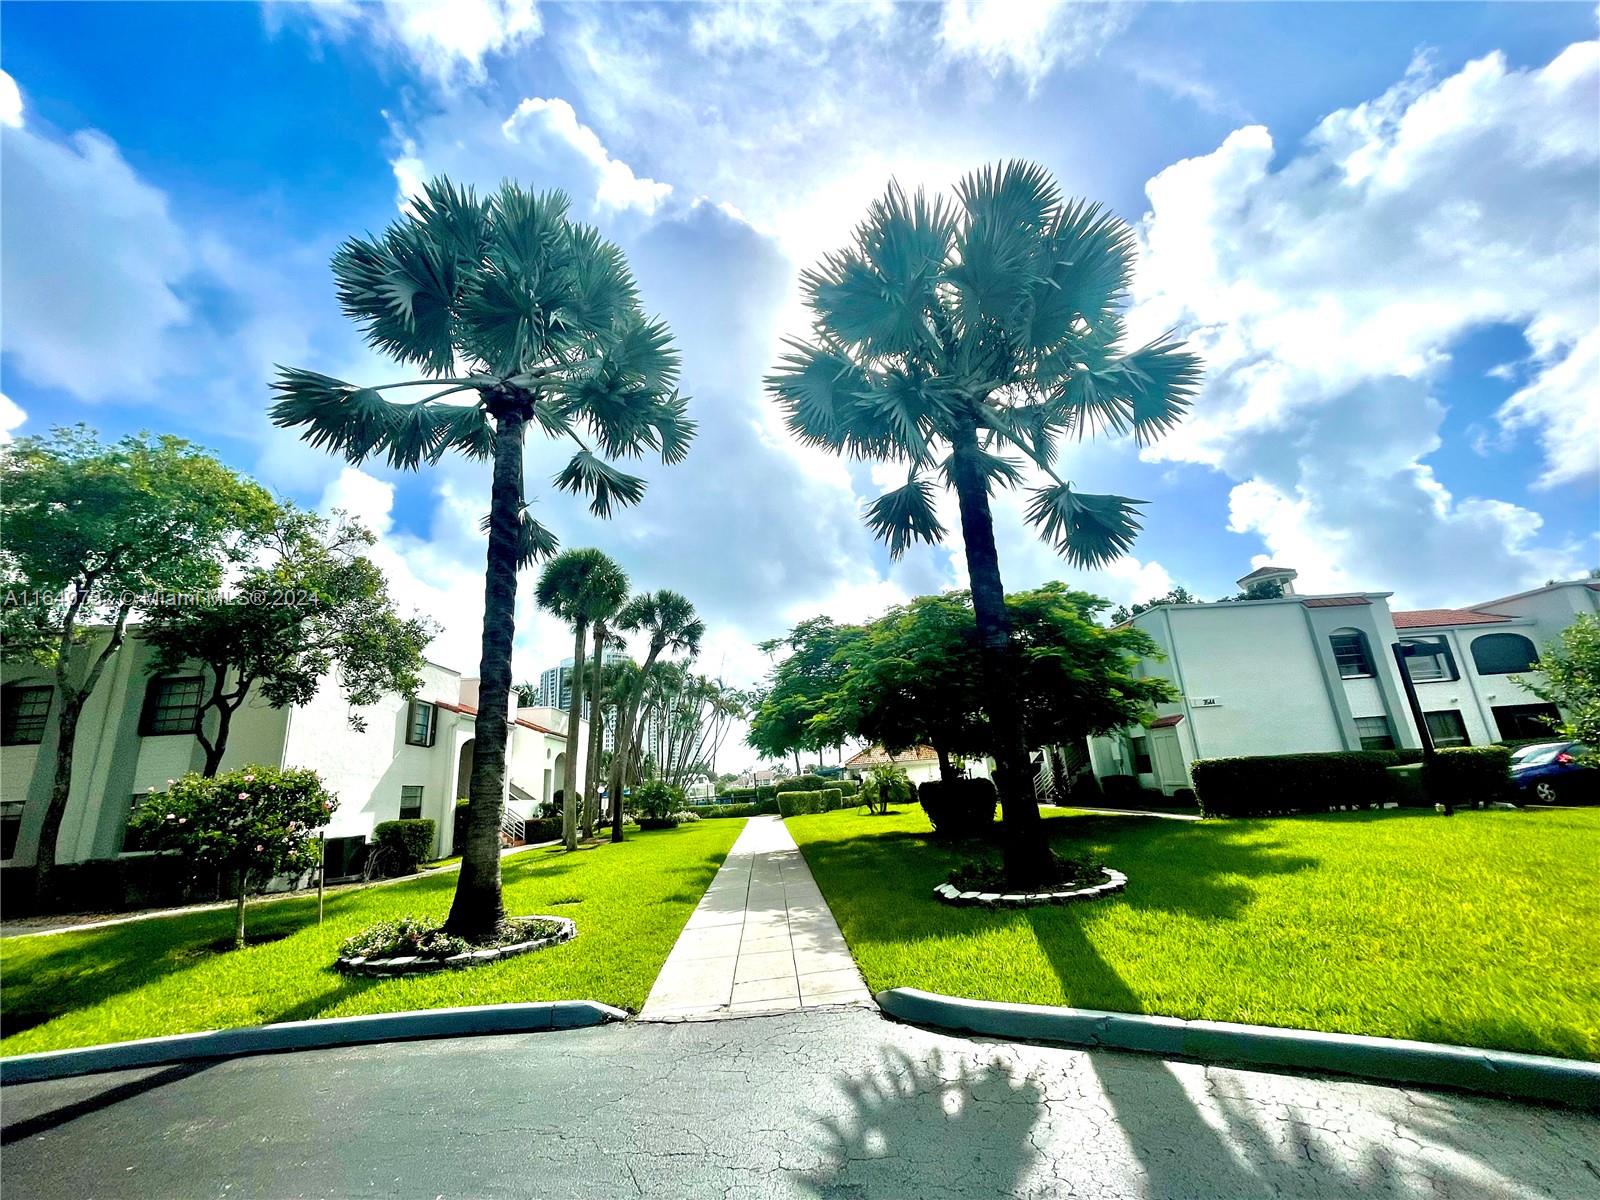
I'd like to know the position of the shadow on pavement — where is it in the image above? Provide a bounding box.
[0,1061,216,1146]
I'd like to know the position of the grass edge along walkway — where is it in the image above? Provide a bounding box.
[1,819,744,1056]
[787,804,1600,1062]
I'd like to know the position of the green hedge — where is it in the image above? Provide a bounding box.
[372,819,436,872]
[777,788,846,817]
[918,778,998,837]
[685,799,779,819]
[1191,752,1393,817]
[1424,746,1513,807]
[775,774,831,795]
[719,785,779,805]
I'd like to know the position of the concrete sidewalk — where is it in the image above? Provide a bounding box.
[639,815,872,1019]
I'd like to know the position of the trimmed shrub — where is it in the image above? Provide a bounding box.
[1171,787,1198,807]
[685,799,779,819]
[775,774,831,795]
[1424,746,1513,807]
[918,777,998,837]
[1191,752,1393,817]
[834,779,861,797]
[372,819,436,873]
[524,815,562,843]
[777,789,847,817]
[0,857,223,917]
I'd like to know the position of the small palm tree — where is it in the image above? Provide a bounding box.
[580,589,629,837]
[536,547,628,849]
[270,178,691,939]
[607,590,704,841]
[767,161,1200,885]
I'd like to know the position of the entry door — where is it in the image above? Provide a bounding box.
[1150,730,1187,794]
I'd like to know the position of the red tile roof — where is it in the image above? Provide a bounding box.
[1150,714,1184,728]
[1392,608,1511,629]
[436,699,562,736]
[846,745,938,768]
[1301,596,1371,608]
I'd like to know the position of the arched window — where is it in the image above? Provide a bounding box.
[1470,632,1539,676]
[1400,636,1459,683]
[1329,629,1375,678]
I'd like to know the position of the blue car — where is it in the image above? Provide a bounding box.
[1509,741,1594,804]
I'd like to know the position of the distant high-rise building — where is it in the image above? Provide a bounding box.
[534,651,630,752]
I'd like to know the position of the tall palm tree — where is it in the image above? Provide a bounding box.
[536,548,628,849]
[271,178,691,939]
[607,590,704,841]
[766,161,1200,885]
[580,581,629,837]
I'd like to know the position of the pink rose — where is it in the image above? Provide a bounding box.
[238,792,250,800]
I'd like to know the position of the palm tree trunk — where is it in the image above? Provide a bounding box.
[562,620,588,850]
[582,623,607,837]
[444,396,525,940]
[949,420,1051,886]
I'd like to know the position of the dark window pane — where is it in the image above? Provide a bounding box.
[1355,716,1395,751]
[1470,633,1539,676]
[406,701,435,747]
[1132,739,1152,774]
[400,785,424,821]
[1330,630,1374,678]
[1425,710,1470,748]
[1491,703,1562,742]
[142,677,203,735]
[2,685,53,745]
[0,801,23,859]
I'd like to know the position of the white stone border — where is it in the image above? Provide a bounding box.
[337,915,576,977]
[933,868,1126,908]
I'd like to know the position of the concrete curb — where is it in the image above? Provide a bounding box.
[876,988,1600,1110]
[0,1000,627,1086]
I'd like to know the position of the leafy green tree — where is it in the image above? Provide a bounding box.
[1109,585,1195,625]
[140,508,436,776]
[748,618,859,772]
[767,162,1200,884]
[513,681,540,706]
[129,765,336,949]
[1526,614,1600,758]
[0,427,275,897]
[536,548,629,849]
[607,590,703,842]
[271,178,691,940]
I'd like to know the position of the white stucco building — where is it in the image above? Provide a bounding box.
[0,633,584,877]
[1087,569,1596,796]
[844,745,994,787]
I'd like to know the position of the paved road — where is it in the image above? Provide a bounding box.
[4,1010,1596,1199]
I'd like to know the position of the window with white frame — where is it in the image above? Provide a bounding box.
[406,700,437,747]
[1400,636,1458,683]
[1425,710,1471,748]
[2,684,53,745]
[399,785,424,821]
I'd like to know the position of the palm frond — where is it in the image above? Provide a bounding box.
[939,445,1024,494]
[553,449,647,517]
[515,509,560,567]
[766,340,904,461]
[269,368,403,464]
[435,403,496,461]
[865,476,947,559]
[1118,334,1203,445]
[1025,483,1145,568]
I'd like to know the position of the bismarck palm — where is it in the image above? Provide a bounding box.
[767,161,1200,884]
[271,178,692,939]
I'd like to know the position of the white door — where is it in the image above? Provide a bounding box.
[1150,730,1187,794]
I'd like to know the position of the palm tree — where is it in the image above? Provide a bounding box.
[606,590,703,841]
[580,581,629,837]
[536,548,628,849]
[271,178,691,939]
[766,161,1200,885]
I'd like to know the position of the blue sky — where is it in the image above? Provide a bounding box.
[3,0,1596,695]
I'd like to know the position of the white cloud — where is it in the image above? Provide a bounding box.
[500,98,671,215]
[277,0,541,85]
[937,0,1133,88]
[1,109,192,398]
[1128,41,1598,605]
[0,393,26,444]
[0,70,22,129]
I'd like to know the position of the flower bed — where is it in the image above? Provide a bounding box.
[336,915,575,977]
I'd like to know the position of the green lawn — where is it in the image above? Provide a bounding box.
[1,819,742,1056]
[787,805,1600,1060]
